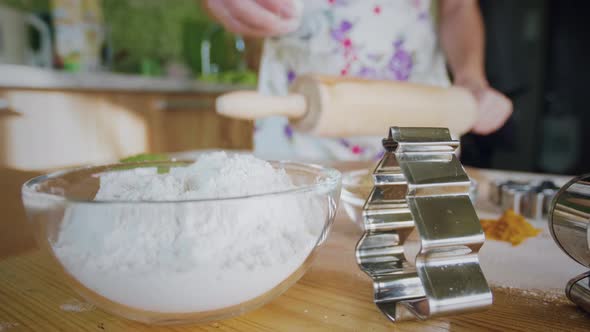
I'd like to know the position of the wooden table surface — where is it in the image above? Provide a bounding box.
[1,164,589,331]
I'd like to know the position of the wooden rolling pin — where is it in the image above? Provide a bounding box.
[216,75,477,137]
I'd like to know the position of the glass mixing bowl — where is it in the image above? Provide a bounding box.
[22,160,341,325]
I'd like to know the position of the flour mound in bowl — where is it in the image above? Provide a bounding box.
[52,152,325,313]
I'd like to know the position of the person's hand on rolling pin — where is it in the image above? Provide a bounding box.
[440,0,513,136]
[456,78,513,136]
[202,0,302,37]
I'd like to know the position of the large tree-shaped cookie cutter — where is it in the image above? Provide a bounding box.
[356,127,492,321]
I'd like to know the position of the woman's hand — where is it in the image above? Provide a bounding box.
[470,87,513,135]
[440,0,513,135]
[203,0,301,38]
[456,79,513,135]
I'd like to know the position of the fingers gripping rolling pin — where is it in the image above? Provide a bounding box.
[216,75,478,137]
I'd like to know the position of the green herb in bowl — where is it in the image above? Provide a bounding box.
[120,153,170,163]
[119,153,171,174]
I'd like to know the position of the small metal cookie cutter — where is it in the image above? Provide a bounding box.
[548,174,590,313]
[489,180,559,219]
[356,127,492,321]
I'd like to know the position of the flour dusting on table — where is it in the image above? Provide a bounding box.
[60,299,95,312]
[0,322,19,331]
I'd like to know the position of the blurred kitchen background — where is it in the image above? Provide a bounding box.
[0,0,588,174]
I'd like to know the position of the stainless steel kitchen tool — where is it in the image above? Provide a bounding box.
[489,180,559,219]
[548,174,590,313]
[499,181,533,214]
[356,127,492,321]
[527,181,560,220]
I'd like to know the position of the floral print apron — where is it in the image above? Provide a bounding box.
[255,0,450,161]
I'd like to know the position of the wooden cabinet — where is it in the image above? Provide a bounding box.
[147,94,253,153]
[0,88,253,171]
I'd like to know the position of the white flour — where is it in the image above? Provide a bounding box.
[0,322,19,331]
[59,299,95,312]
[52,152,325,313]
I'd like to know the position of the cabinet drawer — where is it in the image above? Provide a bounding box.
[149,94,253,153]
[0,89,149,171]
[0,89,254,171]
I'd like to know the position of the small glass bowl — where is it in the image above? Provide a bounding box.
[341,168,477,229]
[22,160,341,325]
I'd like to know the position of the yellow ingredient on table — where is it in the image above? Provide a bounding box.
[480,209,542,246]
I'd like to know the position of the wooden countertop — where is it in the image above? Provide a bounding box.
[1,164,589,331]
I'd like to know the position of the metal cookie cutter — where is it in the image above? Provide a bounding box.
[489,180,559,219]
[548,174,590,313]
[356,127,492,321]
